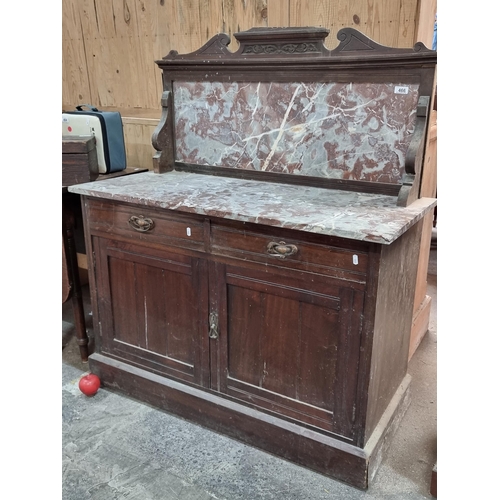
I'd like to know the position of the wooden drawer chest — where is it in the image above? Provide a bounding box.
[70,27,437,489]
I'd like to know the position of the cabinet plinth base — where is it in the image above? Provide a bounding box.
[89,353,411,490]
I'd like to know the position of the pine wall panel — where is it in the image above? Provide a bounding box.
[62,0,435,169]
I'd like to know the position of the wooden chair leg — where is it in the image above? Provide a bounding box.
[63,197,89,362]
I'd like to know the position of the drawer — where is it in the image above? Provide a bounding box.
[211,223,368,278]
[85,198,205,252]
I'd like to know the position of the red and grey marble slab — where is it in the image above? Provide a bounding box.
[69,171,436,244]
[173,81,419,184]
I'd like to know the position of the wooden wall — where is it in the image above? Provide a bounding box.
[62,0,436,168]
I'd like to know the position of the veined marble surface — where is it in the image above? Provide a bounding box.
[174,81,419,184]
[69,171,436,244]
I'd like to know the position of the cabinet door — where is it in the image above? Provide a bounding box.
[212,262,364,441]
[94,237,209,387]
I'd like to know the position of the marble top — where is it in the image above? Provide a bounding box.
[69,171,436,245]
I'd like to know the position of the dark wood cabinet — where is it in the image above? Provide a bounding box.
[79,191,427,488]
[70,27,437,489]
[86,199,369,424]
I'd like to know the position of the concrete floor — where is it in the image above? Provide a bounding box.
[62,238,437,500]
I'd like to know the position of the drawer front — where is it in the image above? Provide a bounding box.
[85,198,205,252]
[211,223,368,279]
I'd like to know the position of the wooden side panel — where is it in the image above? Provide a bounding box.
[364,219,423,440]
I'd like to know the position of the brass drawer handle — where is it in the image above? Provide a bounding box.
[128,215,155,232]
[267,241,298,259]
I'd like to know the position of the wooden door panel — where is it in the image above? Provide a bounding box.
[161,268,198,364]
[226,286,261,387]
[108,258,196,365]
[218,264,363,439]
[226,282,339,408]
[132,262,169,355]
[258,293,300,398]
[296,302,338,409]
[96,238,208,386]
[108,256,138,347]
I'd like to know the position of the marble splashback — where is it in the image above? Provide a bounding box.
[174,81,419,183]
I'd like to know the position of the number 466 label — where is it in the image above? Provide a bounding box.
[394,86,409,94]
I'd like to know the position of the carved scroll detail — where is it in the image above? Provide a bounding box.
[333,27,435,55]
[397,96,430,207]
[156,28,435,66]
[162,33,231,60]
[151,90,174,173]
[242,42,319,55]
[335,29,376,52]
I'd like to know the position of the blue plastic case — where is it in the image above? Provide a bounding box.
[62,104,127,174]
